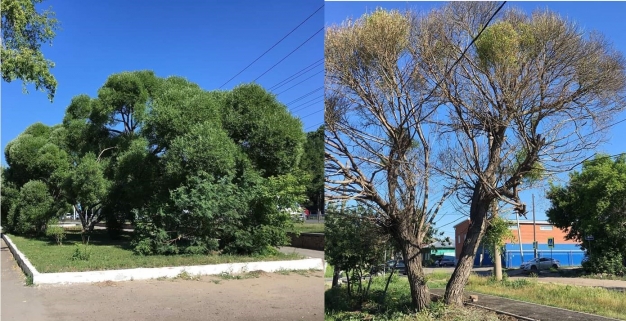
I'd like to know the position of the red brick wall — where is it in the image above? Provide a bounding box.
[506,223,576,245]
[454,220,471,259]
[454,220,576,260]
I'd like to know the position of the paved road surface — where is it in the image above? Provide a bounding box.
[1,238,324,321]
[279,246,324,259]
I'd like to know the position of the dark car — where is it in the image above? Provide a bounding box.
[386,260,407,275]
[437,256,457,267]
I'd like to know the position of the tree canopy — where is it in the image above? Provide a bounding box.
[547,154,626,275]
[1,0,59,101]
[2,70,312,256]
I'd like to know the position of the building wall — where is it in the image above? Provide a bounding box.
[454,219,582,266]
[454,220,471,260]
[506,223,577,245]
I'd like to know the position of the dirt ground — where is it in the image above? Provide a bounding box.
[1,239,324,321]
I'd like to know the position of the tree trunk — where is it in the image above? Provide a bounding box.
[492,201,503,281]
[494,245,502,281]
[332,266,341,288]
[444,191,491,305]
[403,242,430,311]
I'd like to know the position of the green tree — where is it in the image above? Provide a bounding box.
[1,0,59,101]
[299,126,324,214]
[325,204,388,307]
[8,180,55,234]
[546,154,626,275]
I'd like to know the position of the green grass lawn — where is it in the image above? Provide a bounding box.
[466,275,626,320]
[290,222,324,234]
[325,272,626,320]
[325,274,500,321]
[7,231,303,273]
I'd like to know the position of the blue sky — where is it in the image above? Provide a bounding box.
[2,0,324,165]
[325,1,626,240]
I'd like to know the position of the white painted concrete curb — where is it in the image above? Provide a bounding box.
[2,234,323,285]
[2,233,38,280]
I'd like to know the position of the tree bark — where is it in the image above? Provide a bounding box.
[403,241,430,311]
[492,201,503,281]
[494,245,502,281]
[332,266,341,287]
[444,188,491,305]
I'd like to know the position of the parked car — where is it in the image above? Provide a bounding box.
[386,260,407,275]
[437,256,457,267]
[521,257,560,272]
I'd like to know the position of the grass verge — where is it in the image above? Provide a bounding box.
[325,274,502,321]
[466,274,626,320]
[7,232,303,273]
[290,223,324,234]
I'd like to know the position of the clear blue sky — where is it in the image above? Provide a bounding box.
[2,0,324,165]
[325,1,626,241]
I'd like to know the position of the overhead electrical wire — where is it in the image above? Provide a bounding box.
[276,70,324,95]
[284,86,323,105]
[269,58,323,91]
[218,4,324,89]
[253,27,324,82]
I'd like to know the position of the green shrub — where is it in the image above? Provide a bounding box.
[70,243,92,261]
[45,219,66,245]
[582,251,625,277]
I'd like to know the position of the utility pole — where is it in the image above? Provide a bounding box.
[533,194,537,259]
[516,211,524,266]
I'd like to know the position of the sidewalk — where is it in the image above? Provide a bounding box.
[1,238,50,321]
[429,289,621,321]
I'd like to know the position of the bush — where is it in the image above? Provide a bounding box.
[45,219,66,245]
[582,251,626,277]
[70,243,92,261]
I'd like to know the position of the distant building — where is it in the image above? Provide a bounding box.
[454,219,585,268]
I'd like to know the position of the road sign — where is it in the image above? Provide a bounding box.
[533,241,538,249]
[585,235,594,241]
[547,237,554,248]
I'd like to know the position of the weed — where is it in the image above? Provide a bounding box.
[176,271,200,281]
[25,274,34,286]
[70,243,92,261]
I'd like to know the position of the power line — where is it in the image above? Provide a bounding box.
[276,70,324,95]
[253,27,324,82]
[305,122,324,131]
[285,86,324,105]
[269,59,323,91]
[218,4,324,89]
[299,108,324,120]
[290,95,324,112]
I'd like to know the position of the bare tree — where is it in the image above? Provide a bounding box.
[413,2,626,304]
[325,9,454,310]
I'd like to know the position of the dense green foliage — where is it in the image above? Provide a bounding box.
[1,0,59,100]
[325,204,390,306]
[299,126,324,213]
[2,70,312,256]
[547,154,626,275]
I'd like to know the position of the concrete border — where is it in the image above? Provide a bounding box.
[2,233,38,281]
[2,234,324,285]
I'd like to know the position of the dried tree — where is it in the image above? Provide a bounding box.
[325,9,453,310]
[412,2,626,304]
